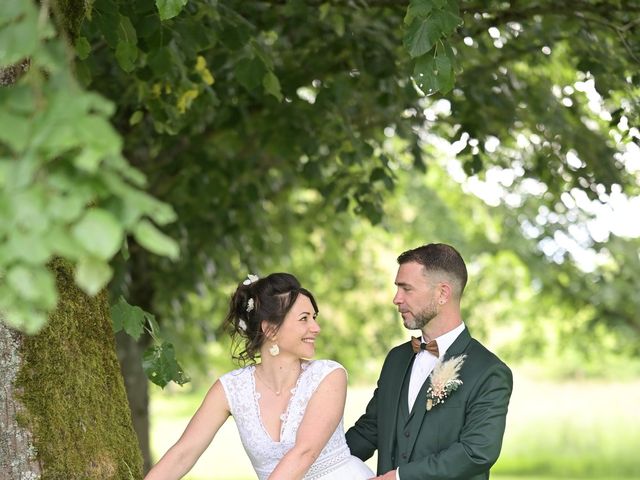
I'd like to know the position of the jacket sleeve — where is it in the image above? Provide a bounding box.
[399,362,513,480]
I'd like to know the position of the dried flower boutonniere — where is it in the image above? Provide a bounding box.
[425,354,466,411]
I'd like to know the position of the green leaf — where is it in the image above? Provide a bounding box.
[75,36,91,60]
[404,3,461,59]
[10,188,49,232]
[114,14,138,71]
[156,0,188,21]
[330,13,345,37]
[133,219,179,260]
[75,256,113,296]
[235,57,267,91]
[117,14,138,45]
[115,40,138,72]
[262,71,283,101]
[143,342,190,388]
[72,209,124,260]
[93,0,120,48]
[0,0,30,23]
[7,265,56,308]
[0,109,30,152]
[0,308,48,335]
[404,18,441,58]
[430,8,462,38]
[129,110,144,126]
[404,0,434,25]
[5,232,51,264]
[111,296,146,340]
[435,51,454,93]
[0,3,39,65]
[46,225,83,259]
[413,55,439,95]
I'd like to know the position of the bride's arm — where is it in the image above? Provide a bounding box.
[268,368,347,480]
[144,379,231,480]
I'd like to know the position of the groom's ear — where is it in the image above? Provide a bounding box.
[438,282,453,304]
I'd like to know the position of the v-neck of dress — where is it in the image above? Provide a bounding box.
[250,362,309,444]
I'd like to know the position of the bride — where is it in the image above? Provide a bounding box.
[145,273,374,480]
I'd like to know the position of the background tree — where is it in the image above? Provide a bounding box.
[1,0,638,476]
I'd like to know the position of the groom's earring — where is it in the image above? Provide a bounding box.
[269,342,280,356]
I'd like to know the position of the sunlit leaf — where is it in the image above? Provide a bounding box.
[133,219,179,260]
[0,2,38,65]
[156,0,188,21]
[75,257,113,296]
[72,209,124,260]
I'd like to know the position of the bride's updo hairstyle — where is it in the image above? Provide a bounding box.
[224,272,318,365]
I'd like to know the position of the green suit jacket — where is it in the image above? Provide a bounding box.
[345,328,513,480]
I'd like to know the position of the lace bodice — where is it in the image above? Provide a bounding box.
[219,360,352,480]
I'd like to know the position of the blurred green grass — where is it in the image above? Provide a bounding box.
[149,369,640,480]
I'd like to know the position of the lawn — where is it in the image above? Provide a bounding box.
[149,369,640,480]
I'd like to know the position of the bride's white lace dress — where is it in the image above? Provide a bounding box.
[220,359,374,479]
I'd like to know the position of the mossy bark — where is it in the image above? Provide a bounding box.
[1,258,143,479]
[51,0,92,40]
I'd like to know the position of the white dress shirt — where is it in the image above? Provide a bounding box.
[397,322,466,480]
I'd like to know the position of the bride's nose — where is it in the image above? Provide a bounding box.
[310,318,320,334]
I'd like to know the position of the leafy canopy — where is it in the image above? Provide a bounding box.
[1,0,639,383]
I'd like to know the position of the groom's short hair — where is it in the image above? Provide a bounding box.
[397,243,468,298]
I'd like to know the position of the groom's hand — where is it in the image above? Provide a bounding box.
[369,469,397,480]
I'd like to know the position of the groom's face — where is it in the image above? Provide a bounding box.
[393,261,439,331]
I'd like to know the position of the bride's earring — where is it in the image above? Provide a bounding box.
[269,342,280,356]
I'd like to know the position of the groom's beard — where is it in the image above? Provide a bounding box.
[405,299,438,330]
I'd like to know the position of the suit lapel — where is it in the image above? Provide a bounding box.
[442,327,472,360]
[404,328,472,457]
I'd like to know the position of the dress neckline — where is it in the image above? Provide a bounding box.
[250,361,310,444]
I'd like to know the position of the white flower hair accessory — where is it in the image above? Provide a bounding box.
[246,298,254,312]
[238,319,248,332]
[242,274,259,285]
[425,354,466,411]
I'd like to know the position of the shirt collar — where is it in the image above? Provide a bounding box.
[421,322,466,359]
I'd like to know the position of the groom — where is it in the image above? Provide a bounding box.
[346,243,513,480]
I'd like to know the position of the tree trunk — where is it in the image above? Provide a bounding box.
[114,244,157,473]
[115,332,151,473]
[0,259,143,479]
[0,322,42,479]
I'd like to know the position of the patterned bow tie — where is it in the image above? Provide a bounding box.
[411,336,439,357]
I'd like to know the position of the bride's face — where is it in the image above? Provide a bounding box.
[276,295,320,359]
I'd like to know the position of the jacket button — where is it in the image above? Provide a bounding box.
[404,431,410,437]
[401,453,407,460]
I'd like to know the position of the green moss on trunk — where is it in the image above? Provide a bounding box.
[52,0,92,39]
[16,258,143,479]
